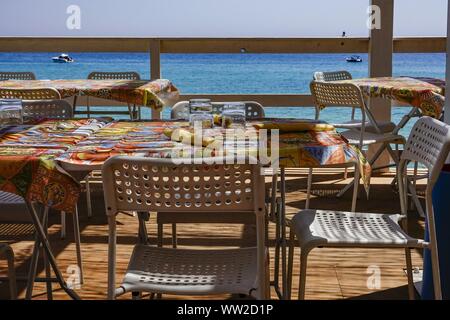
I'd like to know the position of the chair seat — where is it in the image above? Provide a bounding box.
[332,120,396,133]
[119,245,258,296]
[290,209,423,249]
[0,191,31,222]
[341,130,405,145]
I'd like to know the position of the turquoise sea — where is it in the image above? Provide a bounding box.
[0,52,446,137]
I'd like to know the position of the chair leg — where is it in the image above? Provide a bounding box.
[343,168,348,180]
[3,246,17,300]
[305,169,313,209]
[25,233,40,300]
[73,206,84,285]
[60,211,66,239]
[157,223,163,247]
[405,248,415,300]
[298,249,310,300]
[351,164,360,213]
[171,224,177,248]
[286,229,295,300]
[85,174,93,218]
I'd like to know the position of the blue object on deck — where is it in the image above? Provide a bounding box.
[422,167,450,299]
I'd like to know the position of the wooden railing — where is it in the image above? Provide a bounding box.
[0,37,446,110]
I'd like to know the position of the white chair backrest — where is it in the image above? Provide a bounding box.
[310,80,365,109]
[102,156,265,215]
[0,88,61,100]
[0,72,36,81]
[22,99,73,120]
[313,71,352,82]
[87,71,141,80]
[171,101,265,120]
[401,117,450,187]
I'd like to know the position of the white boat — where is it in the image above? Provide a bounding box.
[346,55,362,63]
[52,53,74,63]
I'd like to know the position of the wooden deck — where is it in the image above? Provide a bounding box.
[0,169,426,300]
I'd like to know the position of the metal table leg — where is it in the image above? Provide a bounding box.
[25,201,81,300]
[279,167,287,299]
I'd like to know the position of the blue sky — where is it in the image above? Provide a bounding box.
[0,0,447,37]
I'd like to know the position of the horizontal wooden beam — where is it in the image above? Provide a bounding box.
[0,37,445,53]
[179,94,314,106]
[393,37,447,53]
[160,38,368,53]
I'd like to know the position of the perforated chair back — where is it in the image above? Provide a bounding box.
[0,88,61,100]
[310,80,365,109]
[397,117,450,300]
[103,156,268,299]
[313,71,352,82]
[171,101,265,120]
[400,117,450,189]
[102,156,265,215]
[87,71,141,80]
[22,99,73,120]
[0,72,36,81]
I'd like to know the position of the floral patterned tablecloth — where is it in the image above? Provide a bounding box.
[0,119,107,213]
[0,79,179,111]
[339,77,445,118]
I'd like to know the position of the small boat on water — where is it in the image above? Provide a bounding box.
[52,53,74,63]
[346,55,362,63]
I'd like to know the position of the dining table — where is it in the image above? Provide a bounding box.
[0,118,371,299]
[336,76,445,132]
[0,79,180,112]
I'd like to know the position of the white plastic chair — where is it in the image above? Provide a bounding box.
[0,88,61,100]
[103,156,268,299]
[22,99,73,121]
[171,101,265,120]
[74,71,141,119]
[159,101,265,247]
[310,81,405,211]
[287,116,450,300]
[0,71,36,81]
[313,71,396,133]
[0,243,17,299]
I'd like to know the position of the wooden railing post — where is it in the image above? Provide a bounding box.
[150,39,161,119]
[368,0,394,170]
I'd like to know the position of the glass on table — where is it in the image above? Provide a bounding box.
[0,99,23,125]
[222,102,246,129]
[189,99,213,114]
[190,112,214,129]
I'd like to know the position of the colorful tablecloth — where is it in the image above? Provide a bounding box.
[339,77,445,118]
[0,119,370,212]
[0,79,179,111]
[0,119,107,213]
[57,120,371,190]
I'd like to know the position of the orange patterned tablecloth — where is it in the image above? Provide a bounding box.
[0,79,179,111]
[337,77,445,118]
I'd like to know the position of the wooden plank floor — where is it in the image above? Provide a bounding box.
[0,169,426,300]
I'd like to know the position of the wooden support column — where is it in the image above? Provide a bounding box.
[368,0,394,170]
[150,39,161,119]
